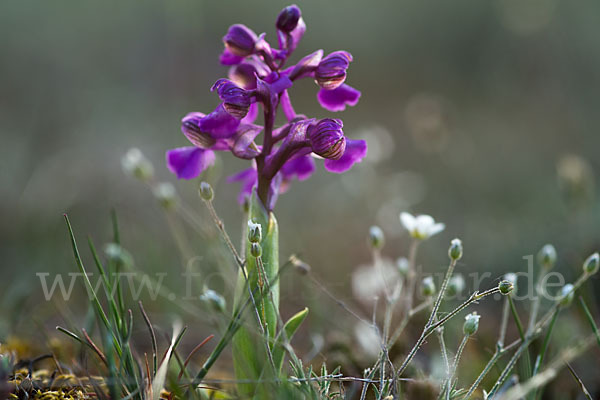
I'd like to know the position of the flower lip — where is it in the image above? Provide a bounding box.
[211,79,253,119]
[223,24,258,57]
[315,51,353,90]
[181,112,217,148]
[309,118,346,160]
[276,5,301,33]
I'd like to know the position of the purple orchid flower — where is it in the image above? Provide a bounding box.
[166,4,367,210]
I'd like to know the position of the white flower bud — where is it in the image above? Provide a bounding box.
[368,226,385,250]
[559,284,574,307]
[396,257,409,277]
[421,276,436,297]
[199,181,214,201]
[447,274,465,297]
[448,238,463,261]
[583,252,599,275]
[247,220,262,243]
[199,289,226,313]
[152,182,177,209]
[250,242,262,258]
[463,312,480,336]
[122,148,154,181]
[503,273,517,291]
[537,244,557,270]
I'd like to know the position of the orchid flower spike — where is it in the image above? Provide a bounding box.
[165,5,366,211]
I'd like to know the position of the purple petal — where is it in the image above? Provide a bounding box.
[166,147,215,180]
[223,24,257,57]
[317,84,361,112]
[279,90,296,121]
[270,75,293,94]
[220,49,244,65]
[288,49,323,80]
[281,155,315,181]
[276,5,302,33]
[232,124,262,159]
[241,102,259,125]
[324,139,367,173]
[227,167,258,204]
[287,17,306,52]
[267,173,283,210]
[198,104,241,138]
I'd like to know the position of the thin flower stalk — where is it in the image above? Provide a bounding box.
[395,286,501,378]
[445,334,470,400]
[508,295,526,342]
[487,271,592,399]
[531,307,560,377]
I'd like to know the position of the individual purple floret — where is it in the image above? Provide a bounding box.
[166,4,366,210]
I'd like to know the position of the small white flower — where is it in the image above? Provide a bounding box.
[400,212,445,240]
[352,258,399,304]
[354,321,381,358]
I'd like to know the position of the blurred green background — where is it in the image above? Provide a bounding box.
[2,0,600,396]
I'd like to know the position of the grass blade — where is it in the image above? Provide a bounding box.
[565,363,592,400]
[139,300,158,377]
[152,320,183,400]
[578,296,600,348]
[63,214,122,356]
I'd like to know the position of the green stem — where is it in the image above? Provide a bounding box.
[508,296,526,342]
[395,287,500,378]
[533,308,559,375]
[446,335,469,400]
[579,296,600,348]
[462,350,504,399]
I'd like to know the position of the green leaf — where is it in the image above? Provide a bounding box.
[232,192,280,398]
[273,307,309,371]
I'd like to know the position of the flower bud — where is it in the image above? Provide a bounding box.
[199,289,226,313]
[558,283,574,307]
[290,255,311,274]
[242,195,250,213]
[503,273,518,294]
[448,238,463,261]
[309,119,346,160]
[250,242,262,258]
[537,244,557,270]
[223,24,257,57]
[446,274,465,297]
[121,148,154,181]
[498,280,514,295]
[247,220,262,243]
[276,5,301,33]
[199,181,214,201]
[315,51,353,90]
[421,276,436,297]
[104,243,133,267]
[583,252,599,275]
[463,312,480,336]
[368,226,385,250]
[211,79,252,119]
[396,257,409,277]
[152,182,177,209]
[181,113,217,148]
